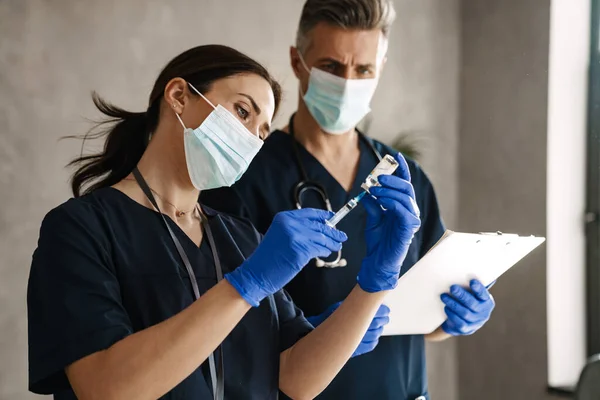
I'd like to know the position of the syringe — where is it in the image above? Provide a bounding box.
[325,154,400,228]
[326,192,366,227]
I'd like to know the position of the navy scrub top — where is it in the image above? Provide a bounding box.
[201,130,446,400]
[27,187,312,399]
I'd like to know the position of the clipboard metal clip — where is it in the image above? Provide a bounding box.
[479,231,519,237]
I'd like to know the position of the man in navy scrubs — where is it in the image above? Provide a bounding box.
[202,0,496,398]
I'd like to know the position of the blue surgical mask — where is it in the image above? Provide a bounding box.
[299,53,378,135]
[176,83,263,190]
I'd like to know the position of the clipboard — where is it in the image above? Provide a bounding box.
[381,230,545,336]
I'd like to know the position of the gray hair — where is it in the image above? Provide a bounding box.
[296,0,396,54]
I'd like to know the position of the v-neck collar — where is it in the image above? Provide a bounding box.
[282,130,377,202]
[105,186,209,250]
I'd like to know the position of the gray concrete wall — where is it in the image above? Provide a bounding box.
[457,1,553,399]
[0,0,460,398]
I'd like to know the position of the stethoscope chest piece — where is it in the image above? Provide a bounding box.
[315,257,347,268]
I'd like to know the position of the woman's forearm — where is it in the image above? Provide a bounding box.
[66,280,251,400]
[279,286,387,400]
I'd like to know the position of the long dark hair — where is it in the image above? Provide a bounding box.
[68,45,282,197]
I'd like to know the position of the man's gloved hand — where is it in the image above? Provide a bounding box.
[358,153,421,293]
[440,279,495,336]
[306,302,390,357]
[353,304,390,357]
[225,209,347,307]
[305,302,342,328]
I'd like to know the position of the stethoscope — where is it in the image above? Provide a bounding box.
[289,113,383,268]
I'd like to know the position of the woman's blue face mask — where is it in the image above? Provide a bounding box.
[176,83,263,191]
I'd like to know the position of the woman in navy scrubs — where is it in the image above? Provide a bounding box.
[27,45,420,400]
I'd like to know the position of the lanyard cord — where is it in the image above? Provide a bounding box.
[132,167,225,400]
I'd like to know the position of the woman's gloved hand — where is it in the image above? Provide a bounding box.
[306,302,390,357]
[358,153,421,293]
[225,209,347,307]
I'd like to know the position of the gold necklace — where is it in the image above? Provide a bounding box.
[150,189,196,217]
[123,178,196,217]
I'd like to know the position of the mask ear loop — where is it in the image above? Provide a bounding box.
[188,82,217,110]
[297,51,311,98]
[297,51,311,74]
[174,111,186,130]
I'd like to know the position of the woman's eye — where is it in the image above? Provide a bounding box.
[236,105,250,121]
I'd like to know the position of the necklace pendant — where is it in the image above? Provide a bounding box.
[176,210,184,217]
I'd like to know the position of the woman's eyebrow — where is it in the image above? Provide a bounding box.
[238,93,261,115]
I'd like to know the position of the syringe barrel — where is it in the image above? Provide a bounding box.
[325,193,365,227]
[326,205,351,227]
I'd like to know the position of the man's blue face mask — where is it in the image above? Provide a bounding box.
[298,52,379,135]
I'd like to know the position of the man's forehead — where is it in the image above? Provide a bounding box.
[305,23,386,65]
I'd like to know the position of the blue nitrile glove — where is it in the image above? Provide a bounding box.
[358,153,421,292]
[353,304,390,357]
[306,302,390,357]
[225,209,347,307]
[440,279,495,336]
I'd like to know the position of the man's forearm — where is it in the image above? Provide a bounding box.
[425,326,451,342]
[279,286,387,400]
